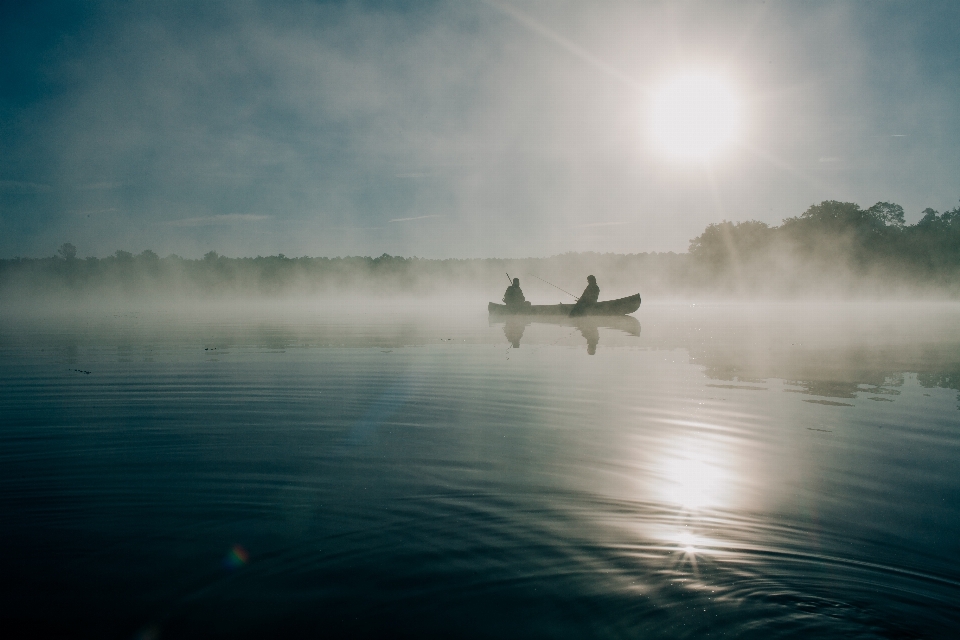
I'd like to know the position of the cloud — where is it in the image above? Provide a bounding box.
[388,214,442,223]
[169,214,271,227]
[70,207,119,215]
[0,180,51,193]
[575,221,636,228]
[78,182,123,190]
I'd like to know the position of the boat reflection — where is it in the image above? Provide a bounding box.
[493,315,641,354]
[579,323,600,354]
[503,317,527,348]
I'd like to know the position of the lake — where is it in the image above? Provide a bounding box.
[2,299,959,638]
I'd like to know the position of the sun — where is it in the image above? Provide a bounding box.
[649,72,741,160]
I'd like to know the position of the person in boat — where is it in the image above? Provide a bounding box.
[569,275,600,317]
[502,278,530,310]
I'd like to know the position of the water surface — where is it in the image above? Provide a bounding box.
[2,300,959,638]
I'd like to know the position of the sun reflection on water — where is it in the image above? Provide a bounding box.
[677,530,698,555]
[639,425,751,581]
[659,435,733,511]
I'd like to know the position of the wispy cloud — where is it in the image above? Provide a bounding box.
[388,214,442,223]
[78,181,123,190]
[70,207,119,215]
[169,214,271,227]
[0,180,50,193]
[575,220,636,228]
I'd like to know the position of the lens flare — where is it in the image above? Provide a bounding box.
[223,544,249,570]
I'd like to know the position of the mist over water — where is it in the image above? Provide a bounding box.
[2,299,959,638]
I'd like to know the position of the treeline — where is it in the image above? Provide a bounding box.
[687,200,960,294]
[2,199,959,299]
[0,248,688,299]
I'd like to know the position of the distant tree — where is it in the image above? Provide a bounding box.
[114,250,134,261]
[917,208,941,229]
[204,251,219,261]
[782,201,885,233]
[945,203,960,225]
[867,202,906,228]
[688,220,772,267]
[58,242,77,260]
[908,204,960,270]
[139,249,159,261]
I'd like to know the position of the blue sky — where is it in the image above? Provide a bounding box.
[2,0,959,258]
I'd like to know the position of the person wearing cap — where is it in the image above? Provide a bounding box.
[569,275,600,317]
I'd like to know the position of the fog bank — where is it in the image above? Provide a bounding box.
[4,199,959,304]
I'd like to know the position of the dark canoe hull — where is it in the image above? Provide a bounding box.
[488,293,641,317]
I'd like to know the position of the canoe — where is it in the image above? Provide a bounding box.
[488,293,641,317]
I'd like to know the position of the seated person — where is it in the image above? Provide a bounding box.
[569,275,600,317]
[503,278,530,309]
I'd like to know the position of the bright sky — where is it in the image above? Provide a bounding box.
[1,0,959,259]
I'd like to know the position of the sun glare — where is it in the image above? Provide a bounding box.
[657,435,733,511]
[649,72,741,160]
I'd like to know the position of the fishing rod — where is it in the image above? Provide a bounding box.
[506,272,513,284]
[530,275,579,300]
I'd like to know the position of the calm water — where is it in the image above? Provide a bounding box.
[2,300,960,638]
